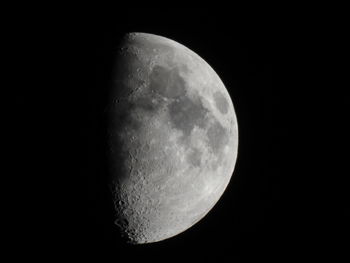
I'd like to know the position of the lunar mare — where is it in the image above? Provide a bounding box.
[107,33,238,244]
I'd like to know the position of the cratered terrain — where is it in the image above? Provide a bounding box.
[107,33,238,244]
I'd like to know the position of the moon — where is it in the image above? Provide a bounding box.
[107,33,238,244]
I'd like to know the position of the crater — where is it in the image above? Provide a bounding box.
[168,95,207,137]
[150,65,186,99]
[206,120,228,154]
[213,91,229,114]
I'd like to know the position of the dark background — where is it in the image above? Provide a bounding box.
[12,7,348,262]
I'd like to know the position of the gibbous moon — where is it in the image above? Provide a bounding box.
[107,33,238,244]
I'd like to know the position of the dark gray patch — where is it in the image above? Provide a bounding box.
[168,96,207,136]
[149,66,168,94]
[213,91,229,114]
[169,70,187,97]
[178,64,190,74]
[135,96,160,112]
[150,66,186,99]
[111,102,142,131]
[206,120,228,154]
[187,148,202,167]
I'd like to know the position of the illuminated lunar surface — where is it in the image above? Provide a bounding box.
[107,33,238,244]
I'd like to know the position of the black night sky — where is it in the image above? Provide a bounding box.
[12,6,348,262]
